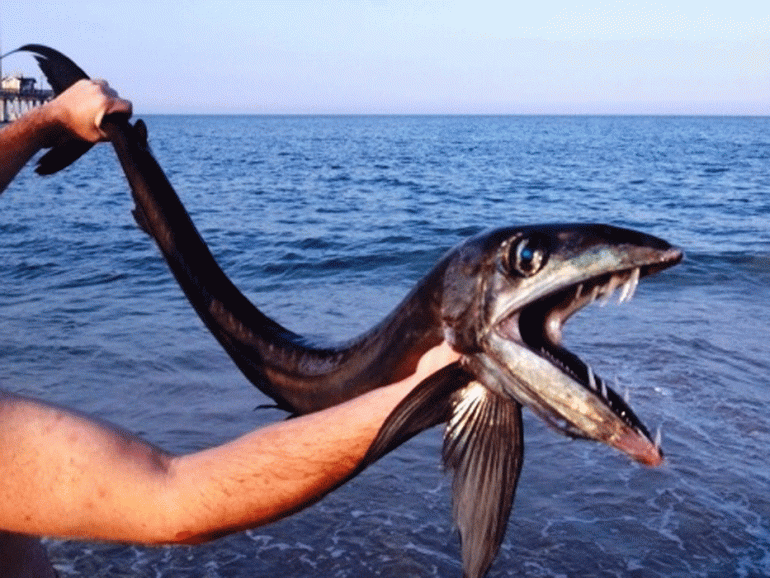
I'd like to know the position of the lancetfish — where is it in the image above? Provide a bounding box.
[16,44,683,578]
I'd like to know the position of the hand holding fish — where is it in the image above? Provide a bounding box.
[45,78,132,143]
[0,66,131,192]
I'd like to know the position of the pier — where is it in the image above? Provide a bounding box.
[1,75,53,123]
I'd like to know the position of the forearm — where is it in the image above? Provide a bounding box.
[166,342,459,542]
[0,106,58,192]
[0,378,418,543]
[0,342,459,544]
[0,79,132,194]
[165,375,416,543]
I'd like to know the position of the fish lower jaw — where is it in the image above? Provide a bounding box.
[610,427,664,467]
[490,324,661,460]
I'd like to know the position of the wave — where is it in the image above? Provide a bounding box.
[662,250,770,289]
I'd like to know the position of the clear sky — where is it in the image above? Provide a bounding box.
[2,1,768,115]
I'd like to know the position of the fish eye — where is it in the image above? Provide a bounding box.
[507,235,549,277]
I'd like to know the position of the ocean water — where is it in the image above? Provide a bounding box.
[1,115,769,577]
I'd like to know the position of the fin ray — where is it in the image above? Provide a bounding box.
[443,383,524,578]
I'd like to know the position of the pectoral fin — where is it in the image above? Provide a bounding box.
[357,362,471,471]
[356,366,524,578]
[443,383,524,578]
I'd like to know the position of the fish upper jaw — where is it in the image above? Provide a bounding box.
[476,245,682,467]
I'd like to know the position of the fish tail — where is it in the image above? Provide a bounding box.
[14,44,94,174]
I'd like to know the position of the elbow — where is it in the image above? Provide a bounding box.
[167,527,241,545]
[148,518,257,546]
[144,456,256,546]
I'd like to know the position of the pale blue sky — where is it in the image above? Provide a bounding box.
[2,1,768,114]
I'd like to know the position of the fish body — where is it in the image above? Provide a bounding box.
[19,45,683,578]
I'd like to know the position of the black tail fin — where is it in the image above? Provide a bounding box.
[15,44,90,95]
[9,44,94,174]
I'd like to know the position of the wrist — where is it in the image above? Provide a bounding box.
[34,100,69,148]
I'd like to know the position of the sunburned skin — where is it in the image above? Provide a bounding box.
[0,342,458,543]
[0,343,458,577]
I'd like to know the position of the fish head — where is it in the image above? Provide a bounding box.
[440,224,683,466]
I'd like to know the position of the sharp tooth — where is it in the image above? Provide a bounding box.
[628,267,640,300]
[575,283,584,301]
[654,425,662,450]
[614,377,631,403]
[589,285,600,304]
[600,378,608,400]
[618,277,633,303]
[599,275,620,307]
[587,365,597,390]
[618,267,640,303]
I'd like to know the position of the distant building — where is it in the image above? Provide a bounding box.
[1,75,53,122]
[1,74,40,93]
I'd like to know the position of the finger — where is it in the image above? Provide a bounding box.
[93,107,109,140]
[104,97,132,118]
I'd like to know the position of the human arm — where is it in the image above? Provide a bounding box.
[0,79,132,193]
[0,342,459,544]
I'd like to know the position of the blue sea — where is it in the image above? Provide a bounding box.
[2,115,769,577]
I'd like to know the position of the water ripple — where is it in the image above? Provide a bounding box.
[2,115,768,577]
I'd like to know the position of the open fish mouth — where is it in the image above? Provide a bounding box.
[493,257,681,466]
